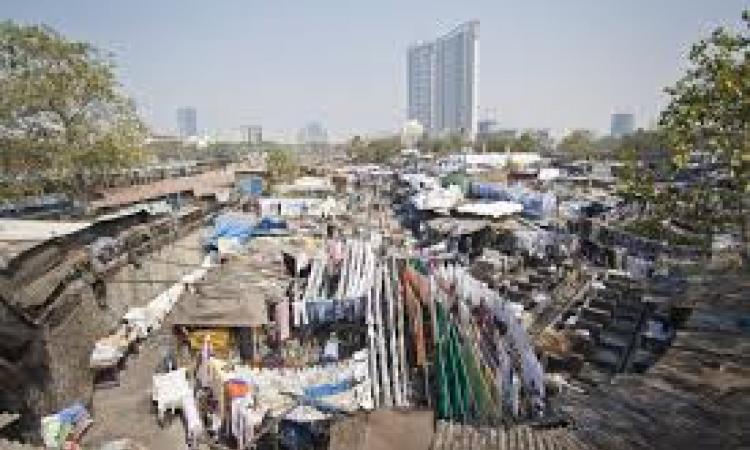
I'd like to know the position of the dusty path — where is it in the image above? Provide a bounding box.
[82,332,187,450]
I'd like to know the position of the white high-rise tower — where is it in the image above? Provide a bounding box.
[407,21,479,140]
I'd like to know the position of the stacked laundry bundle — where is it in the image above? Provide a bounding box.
[91,255,213,370]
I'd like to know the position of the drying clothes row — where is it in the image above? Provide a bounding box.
[431,261,546,412]
[229,395,266,450]
[90,255,213,369]
[625,255,653,279]
[290,297,366,326]
[204,349,373,426]
[125,254,212,337]
[298,239,377,324]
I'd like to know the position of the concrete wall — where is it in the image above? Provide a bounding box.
[0,225,205,442]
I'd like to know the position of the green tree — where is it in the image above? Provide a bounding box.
[0,21,146,198]
[347,135,365,160]
[479,134,515,153]
[421,133,465,157]
[659,10,750,264]
[558,129,597,159]
[348,135,400,163]
[515,131,542,153]
[367,136,401,162]
[265,148,299,183]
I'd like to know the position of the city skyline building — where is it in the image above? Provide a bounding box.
[243,125,263,145]
[611,112,635,138]
[297,121,328,153]
[407,20,479,140]
[176,107,197,138]
[478,119,499,137]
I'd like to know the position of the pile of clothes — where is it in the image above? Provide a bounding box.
[41,403,92,449]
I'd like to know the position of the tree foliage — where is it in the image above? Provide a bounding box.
[0,21,146,198]
[265,147,299,183]
[658,9,749,262]
[421,133,465,157]
[558,129,597,159]
[477,130,548,154]
[348,135,401,163]
[514,131,543,153]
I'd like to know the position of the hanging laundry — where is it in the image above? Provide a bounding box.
[276,301,290,341]
[402,272,427,366]
[403,264,430,303]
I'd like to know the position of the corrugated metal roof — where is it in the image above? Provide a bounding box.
[0,219,92,269]
[16,250,87,310]
[90,170,235,210]
[171,237,292,328]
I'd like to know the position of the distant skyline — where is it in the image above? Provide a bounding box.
[4,0,748,141]
[176,107,197,138]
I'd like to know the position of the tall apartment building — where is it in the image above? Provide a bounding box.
[611,112,635,138]
[407,21,479,139]
[176,107,197,138]
[243,125,263,145]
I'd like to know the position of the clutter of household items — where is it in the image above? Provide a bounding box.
[41,403,92,450]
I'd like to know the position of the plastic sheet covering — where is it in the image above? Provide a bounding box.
[303,379,354,398]
[254,216,288,234]
[41,403,91,448]
[238,177,264,196]
[208,214,255,247]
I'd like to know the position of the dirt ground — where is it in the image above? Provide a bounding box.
[82,331,189,450]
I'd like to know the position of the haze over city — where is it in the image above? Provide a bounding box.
[1,1,749,449]
[5,0,747,141]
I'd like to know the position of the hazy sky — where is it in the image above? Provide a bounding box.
[4,0,748,141]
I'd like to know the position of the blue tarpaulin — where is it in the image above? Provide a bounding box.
[206,214,288,248]
[302,379,353,398]
[57,403,88,425]
[254,216,288,234]
[238,177,264,196]
[209,215,255,246]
